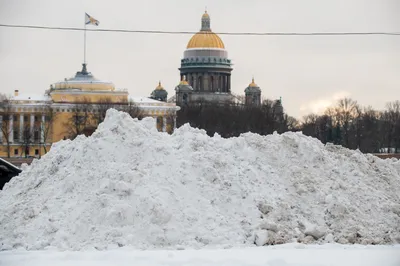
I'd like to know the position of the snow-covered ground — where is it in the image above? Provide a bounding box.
[1,109,399,251]
[2,245,400,266]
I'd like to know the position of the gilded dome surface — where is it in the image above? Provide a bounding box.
[248,78,258,87]
[186,11,225,49]
[187,32,225,49]
[155,81,165,90]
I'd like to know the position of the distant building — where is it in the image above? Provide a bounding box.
[0,64,180,158]
[177,11,236,105]
[244,78,262,106]
[174,10,284,113]
[150,81,168,102]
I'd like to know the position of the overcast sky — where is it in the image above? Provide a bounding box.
[0,0,399,118]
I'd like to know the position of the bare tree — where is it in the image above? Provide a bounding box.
[301,114,319,137]
[327,98,358,147]
[41,103,57,154]
[360,107,381,153]
[121,99,143,119]
[94,97,116,124]
[383,101,400,153]
[65,97,94,139]
[0,97,13,158]
[19,124,33,158]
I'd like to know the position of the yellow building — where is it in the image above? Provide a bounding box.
[0,64,180,158]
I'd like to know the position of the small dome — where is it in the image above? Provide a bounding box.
[179,76,189,86]
[248,77,258,87]
[202,11,210,19]
[245,77,261,94]
[155,81,164,90]
[176,76,193,92]
[150,81,168,102]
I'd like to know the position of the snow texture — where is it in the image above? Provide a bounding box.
[2,245,400,266]
[0,109,400,251]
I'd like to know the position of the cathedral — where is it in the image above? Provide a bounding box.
[150,10,283,111]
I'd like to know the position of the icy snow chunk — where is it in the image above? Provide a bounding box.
[259,221,278,232]
[304,223,326,240]
[254,230,271,246]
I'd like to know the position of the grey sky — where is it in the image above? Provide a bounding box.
[0,0,399,118]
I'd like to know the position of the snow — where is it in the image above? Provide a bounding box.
[11,93,51,102]
[0,109,399,251]
[129,96,165,104]
[2,245,400,266]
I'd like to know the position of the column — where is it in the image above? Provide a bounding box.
[204,73,209,91]
[173,116,177,130]
[41,114,45,143]
[0,115,3,143]
[162,117,167,132]
[30,114,34,142]
[19,114,24,142]
[9,115,13,143]
[193,73,197,91]
[227,75,231,92]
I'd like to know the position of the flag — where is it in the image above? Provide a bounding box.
[85,13,99,26]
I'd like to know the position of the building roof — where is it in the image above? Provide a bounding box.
[11,93,51,102]
[187,11,225,49]
[52,64,115,91]
[129,96,164,104]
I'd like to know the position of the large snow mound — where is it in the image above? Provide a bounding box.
[1,109,399,251]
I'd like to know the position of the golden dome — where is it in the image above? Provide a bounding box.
[187,32,225,49]
[186,10,225,49]
[179,76,189,85]
[155,81,164,90]
[202,11,210,19]
[249,77,258,87]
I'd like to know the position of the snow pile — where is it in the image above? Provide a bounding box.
[0,109,399,251]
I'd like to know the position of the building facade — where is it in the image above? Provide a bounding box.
[177,11,236,105]
[0,64,180,158]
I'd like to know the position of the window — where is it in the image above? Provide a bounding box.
[34,130,40,142]
[14,149,18,155]
[34,116,39,122]
[35,149,39,155]
[13,130,19,141]
[24,115,28,122]
[13,115,17,121]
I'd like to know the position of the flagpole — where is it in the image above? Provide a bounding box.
[84,21,87,64]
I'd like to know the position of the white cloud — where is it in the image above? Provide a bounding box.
[299,91,351,116]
